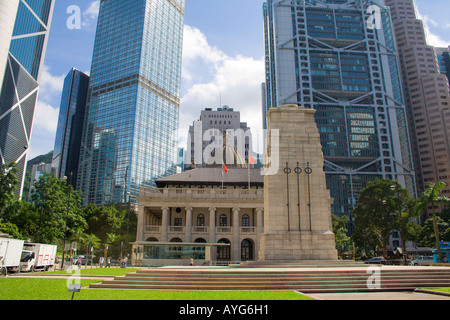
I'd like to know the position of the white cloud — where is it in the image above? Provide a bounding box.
[38,65,65,102]
[180,25,265,152]
[28,66,65,157]
[82,1,100,27]
[418,13,449,47]
[33,101,59,134]
[28,100,59,159]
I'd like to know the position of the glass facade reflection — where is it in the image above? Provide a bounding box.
[143,244,206,260]
[77,0,185,205]
[0,0,54,197]
[263,0,416,225]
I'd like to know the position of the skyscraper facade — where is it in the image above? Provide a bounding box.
[52,68,89,188]
[77,0,185,205]
[386,0,450,204]
[0,0,20,92]
[0,0,54,197]
[263,0,415,221]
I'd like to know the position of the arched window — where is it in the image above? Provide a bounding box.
[219,214,228,226]
[242,214,250,227]
[197,214,205,226]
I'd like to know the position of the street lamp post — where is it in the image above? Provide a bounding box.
[61,172,72,270]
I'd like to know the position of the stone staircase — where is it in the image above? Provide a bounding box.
[89,266,450,293]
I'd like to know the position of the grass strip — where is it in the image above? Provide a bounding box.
[0,277,313,300]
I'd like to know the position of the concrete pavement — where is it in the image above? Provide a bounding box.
[302,290,450,300]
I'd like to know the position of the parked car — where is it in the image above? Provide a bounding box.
[72,255,94,266]
[410,256,434,266]
[364,257,387,265]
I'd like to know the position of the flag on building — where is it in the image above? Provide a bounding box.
[222,162,228,173]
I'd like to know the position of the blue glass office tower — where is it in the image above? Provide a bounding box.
[52,68,89,188]
[77,0,185,205]
[0,0,54,197]
[263,0,415,223]
[436,47,450,83]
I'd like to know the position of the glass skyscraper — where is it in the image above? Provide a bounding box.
[52,68,90,188]
[0,0,54,197]
[263,0,415,223]
[77,0,185,205]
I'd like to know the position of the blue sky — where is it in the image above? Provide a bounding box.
[29,0,450,159]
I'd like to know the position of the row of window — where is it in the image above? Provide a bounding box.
[173,214,253,227]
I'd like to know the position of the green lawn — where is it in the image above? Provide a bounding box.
[0,268,313,300]
[423,288,450,294]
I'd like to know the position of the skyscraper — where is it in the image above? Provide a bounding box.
[187,105,253,169]
[52,68,90,188]
[386,0,450,204]
[436,47,450,85]
[77,0,185,205]
[263,0,415,221]
[0,0,55,197]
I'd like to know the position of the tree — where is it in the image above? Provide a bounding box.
[419,216,449,248]
[85,233,101,257]
[84,204,125,243]
[353,178,409,257]
[418,182,450,262]
[392,185,421,264]
[30,172,86,244]
[0,222,21,239]
[332,214,351,257]
[0,162,19,218]
[2,201,40,240]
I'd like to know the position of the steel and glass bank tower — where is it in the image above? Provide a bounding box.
[77,0,185,205]
[263,0,416,224]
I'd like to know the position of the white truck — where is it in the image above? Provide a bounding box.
[0,238,25,275]
[20,243,57,272]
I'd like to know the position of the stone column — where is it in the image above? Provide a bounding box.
[209,207,216,243]
[256,207,264,236]
[232,207,240,261]
[185,206,193,243]
[136,205,145,241]
[161,206,169,242]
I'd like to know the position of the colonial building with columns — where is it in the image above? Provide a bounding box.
[134,167,264,265]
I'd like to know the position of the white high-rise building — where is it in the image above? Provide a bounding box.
[187,106,253,169]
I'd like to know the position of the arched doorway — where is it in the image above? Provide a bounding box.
[146,237,158,242]
[169,238,183,259]
[217,238,231,261]
[241,239,254,261]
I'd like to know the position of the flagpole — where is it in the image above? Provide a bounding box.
[248,161,250,189]
[248,154,255,190]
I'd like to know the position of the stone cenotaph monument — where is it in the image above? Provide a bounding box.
[259,104,338,262]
